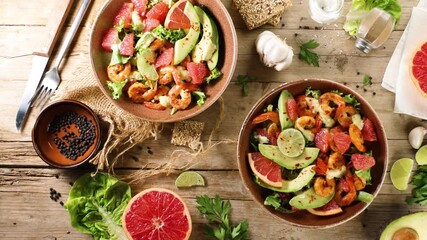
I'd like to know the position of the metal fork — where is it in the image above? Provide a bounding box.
[31,0,91,108]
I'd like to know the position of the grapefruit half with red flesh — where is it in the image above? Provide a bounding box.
[122,188,192,240]
[248,152,283,188]
[410,42,427,97]
[164,0,191,29]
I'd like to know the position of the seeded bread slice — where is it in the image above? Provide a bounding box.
[171,120,205,151]
[233,0,292,30]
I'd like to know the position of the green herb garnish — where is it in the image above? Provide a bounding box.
[205,68,222,84]
[363,75,372,86]
[298,39,320,67]
[192,91,207,106]
[406,165,427,205]
[305,87,321,99]
[236,74,256,96]
[196,195,249,240]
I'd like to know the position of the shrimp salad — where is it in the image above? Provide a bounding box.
[101,0,222,114]
[248,88,378,216]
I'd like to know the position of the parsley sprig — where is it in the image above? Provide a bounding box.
[296,38,320,67]
[406,165,427,205]
[196,195,249,240]
[236,74,256,96]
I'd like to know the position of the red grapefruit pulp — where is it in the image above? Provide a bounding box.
[164,0,191,29]
[122,188,192,240]
[248,152,282,187]
[410,42,427,97]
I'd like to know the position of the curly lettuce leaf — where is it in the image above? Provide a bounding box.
[344,0,402,37]
[107,80,127,100]
[205,67,222,84]
[192,91,206,106]
[64,173,131,240]
[151,25,185,43]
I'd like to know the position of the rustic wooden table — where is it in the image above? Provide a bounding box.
[1,0,426,239]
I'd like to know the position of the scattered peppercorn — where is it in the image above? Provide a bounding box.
[373,92,376,96]
[356,85,360,88]
[48,111,96,160]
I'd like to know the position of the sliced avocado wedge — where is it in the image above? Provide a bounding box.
[380,212,427,240]
[289,187,334,209]
[173,1,200,65]
[137,48,158,81]
[278,90,295,130]
[258,144,320,170]
[192,6,217,64]
[206,15,219,70]
[255,165,316,193]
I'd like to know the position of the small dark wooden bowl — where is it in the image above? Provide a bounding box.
[237,79,388,228]
[32,100,101,168]
[90,0,237,122]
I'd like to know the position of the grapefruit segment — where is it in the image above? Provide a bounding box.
[410,41,427,97]
[164,0,191,29]
[122,188,192,240]
[307,200,343,216]
[248,152,282,188]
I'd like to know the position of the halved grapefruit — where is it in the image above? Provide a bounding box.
[122,188,192,240]
[164,0,191,29]
[410,41,427,97]
[306,200,343,216]
[248,152,283,188]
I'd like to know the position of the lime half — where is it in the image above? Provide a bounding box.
[415,145,427,165]
[277,128,306,158]
[175,171,205,188]
[390,158,414,191]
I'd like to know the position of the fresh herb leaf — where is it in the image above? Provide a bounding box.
[363,75,372,86]
[298,39,320,67]
[107,80,128,100]
[152,25,186,43]
[236,74,256,96]
[192,91,207,106]
[305,87,321,99]
[205,67,222,84]
[264,193,282,209]
[355,168,372,185]
[406,166,427,205]
[196,195,249,240]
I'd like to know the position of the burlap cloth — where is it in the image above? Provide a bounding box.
[53,65,230,182]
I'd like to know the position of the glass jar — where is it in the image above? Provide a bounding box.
[355,8,395,54]
[308,0,344,24]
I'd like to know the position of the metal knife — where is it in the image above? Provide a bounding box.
[15,0,74,131]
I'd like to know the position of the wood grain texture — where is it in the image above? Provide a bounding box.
[0,0,425,239]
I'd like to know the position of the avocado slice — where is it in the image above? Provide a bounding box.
[289,187,334,209]
[380,212,427,240]
[278,90,295,130]
[258,144,320,170]
[206,15,219,70]
[173,1,200,65]
[192,6,217,64]
[256,165,316,193]
[137,48,158,81]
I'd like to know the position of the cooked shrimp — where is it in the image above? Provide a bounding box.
[107,62,131,82]
[314,176,336,197]
[168,84,192,110]
[318,92,345,117]
[328,152,345,170]
[349,123,367,152]
[144,85,170,110]
[336,105,358,127]
[295,96,318,117]
[149,39,166,51]
[295,116,316,141]
[158,66,181,85]
[353,174,366,191]
[127,82,157,103]
[334,172,357,206]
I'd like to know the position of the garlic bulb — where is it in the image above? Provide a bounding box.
[255,31,293,71]
[408,126,427,149]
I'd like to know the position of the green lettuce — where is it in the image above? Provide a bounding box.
[343,0,402,36]
[107,80,127,100]
[152,25,186,43]
[192,91,206,106]
[355,168,372,185]
[205,67,222,84]
[64,173,131,240]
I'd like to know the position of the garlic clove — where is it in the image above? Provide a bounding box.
[274,48,294,71]
[255,31,276,54]
[408,126,427,149]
